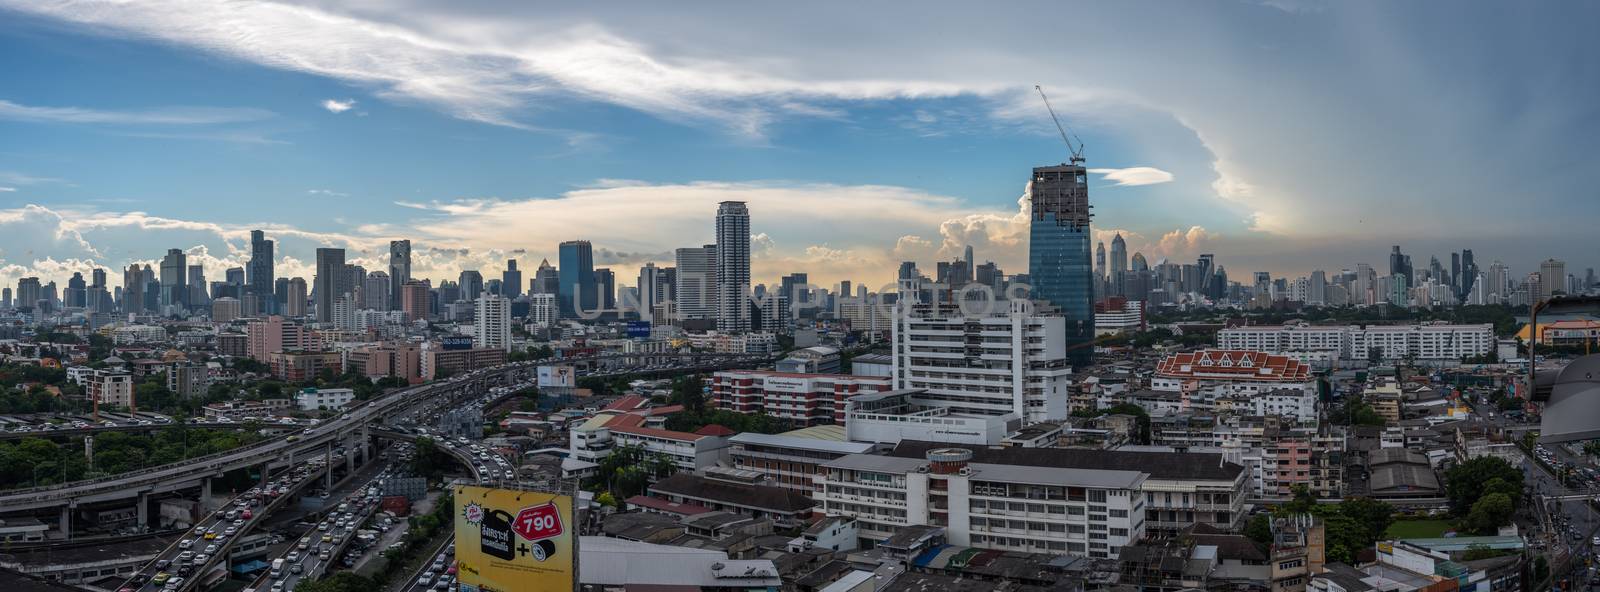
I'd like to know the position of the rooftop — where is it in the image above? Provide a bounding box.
[730,431,876,455]
[888,440,1245,482]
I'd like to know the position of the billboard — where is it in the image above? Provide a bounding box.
[537,365,575,388]
[442,336,475,350]
[454,486,574,592]
[626,321,652,338]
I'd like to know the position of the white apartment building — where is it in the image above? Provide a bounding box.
[1217,322,1494,364]
[474,294,511,352]
[295,387,355,411]
[891,300,1072,423]
[111,325,167,345]
[527,293,558,328]
[568,412,730,471]
[711,370,892,427]
[89,369,135,408]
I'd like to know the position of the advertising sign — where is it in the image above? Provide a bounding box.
[537,365,576,388]
[626,321,652,338]
[454,486,574,592]
[442,336,475,351]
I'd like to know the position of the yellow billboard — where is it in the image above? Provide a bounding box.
[454,485,574,592]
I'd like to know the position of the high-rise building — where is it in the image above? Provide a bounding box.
[159,248,188,312]
[1486,260,1509,304]
[1109,233,1127,279]
[637,263,662,322]
[1026,163,1095,367]
[313,248,345,322]
[388,239,411,311]
[532,258,559,295]
[474,294,511,352]
[528,292,558,327]
[1541,258,1567,301]
[188,264,209,307]
[1308,270,1327,305]
[225,266,245,286]
[897,261,919,281]
[65,272,87,308]
[1095,241,1107,280]
[715,201,751,333]
[16,277,41,311]
[1389,245,1413,286]
[501,259,522,299]
[286,277,308,317]
[675,245,717,321]
[593,268,616,311]
[1460,249,1477,301]
[400,280,430,322]
[249,230,275,314]
[459,270,484,302]
[892,299,1072,422]
[121,265,144,313]
[364,271,391,310]
[558,241,597,317]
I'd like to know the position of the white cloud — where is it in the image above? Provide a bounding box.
[1088,166,1174,187]
[0,187,14,192]
[307,188,348,196]
[321,98,356,113]
[0,99,274,125]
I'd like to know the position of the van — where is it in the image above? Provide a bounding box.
[225,510,239,521]
[179,539,195,549]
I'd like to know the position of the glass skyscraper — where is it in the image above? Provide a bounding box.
[558,240,597,317]
[1027,163,1095,367]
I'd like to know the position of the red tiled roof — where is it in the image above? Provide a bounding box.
[603,395,649,412]
[1155,349,1310,382]
[694,424,735,437]
[610,424,708,442]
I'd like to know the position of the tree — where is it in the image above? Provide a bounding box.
[410,437,454,481]
[1338,497,1394,544]
[1245,514,1272,546]
[669,375,707,413]
[1445,457,1523,516]
[294,572,381,592]
[1465,492,1514,535]
[1281,484,1317,515]
[595,491,619,508]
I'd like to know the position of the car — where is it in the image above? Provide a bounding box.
[193,553,209,564]
[205,544,219,554]
[319,551,331,560]
[203,531,217,540]
[151,572,171,584]
[177,551,194,562]
[154,559,171,571]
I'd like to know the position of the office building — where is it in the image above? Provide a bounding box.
[528,292,558,327]
[159,248,187,311]
[558,240,597,317]
[676,245,717,321]
[1541,258,1566,301]
[716,201,751,333]
[727,432,876,495]
[501,259,522,299]
[388,239,411,310]
[892,300,1072,423]
[459,270,484,302]
[313,248,346,322]
[532,258,559,295]
[474,294,511,352]
[593,268,615,311]
[249,230,275,314]
[637,263,663,321]
[211,297,242,322]
[187,264,209,307]
[1027,163,1095,367]
[246,315,311,360]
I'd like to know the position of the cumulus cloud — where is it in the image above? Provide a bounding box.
[1089,166,1174,187]
[321,99,356,113]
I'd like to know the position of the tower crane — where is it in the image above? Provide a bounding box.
[1035,84,1085,165]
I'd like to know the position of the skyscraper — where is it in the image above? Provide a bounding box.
[1109,233,1127,278]
[1460,249,1477,302]
[364,271,391,310]
[314,248,346,322]
[65,272,86,308]
[459,270,484,301]
[502,259,522,299]
[388,239,411,311]
[715,201,751,333]
[1389,245,1412,286]
[188,264,209,307]
[637,263,662,321]
[1308,270,1327,305]
[1541,258,1567,301]
[558,240,596,317]
[532,259,559,295]
[400,280,430,322]
[121,265,144,313]
[249,230,274,314]
[593,268,616,311]
[1026,163,1094,367]
[159,248,187,312]
[1095,241,1106,279]
[675,245,717,321]
[286,277,308,317]
[964,244,975,280]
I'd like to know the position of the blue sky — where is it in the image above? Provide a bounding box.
[1,0,1596,291]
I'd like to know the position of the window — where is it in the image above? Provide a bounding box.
[1089,489,1107,503]
[1109,509,1128,518]
[1109,528,1128,537]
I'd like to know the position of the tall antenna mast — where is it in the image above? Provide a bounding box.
[1035,84,1085,165]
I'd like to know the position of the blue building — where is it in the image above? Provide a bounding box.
[558,240,597,317]
[1027,163,1095,367]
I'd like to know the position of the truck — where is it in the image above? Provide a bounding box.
[271,558,285,579]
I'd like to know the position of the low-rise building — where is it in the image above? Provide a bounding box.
[295,387,356,411]
[88,369,134,408]
[268,351,342,382]
[710,370,891,427]
[423,345,506,379]
[645,469,816,529]
[727,432,877,495]
[842,390,1016,446]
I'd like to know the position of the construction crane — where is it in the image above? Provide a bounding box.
[1035,84,1085,165]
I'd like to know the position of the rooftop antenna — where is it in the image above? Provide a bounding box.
[1035,84,1085,165]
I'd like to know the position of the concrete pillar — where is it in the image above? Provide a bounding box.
[137,491,149,529]
[201,477,213,510]
[324,442,334,491]
[59,505,71,539]
[260,461,271,488]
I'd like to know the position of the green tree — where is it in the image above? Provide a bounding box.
[669,375,707,413]
[1338,497,1394,543]
[1464,492,1514,535]
[294,572,381,592]
[1245,514,1272,546]
[1445,456,1523,515]
[410,437,454,481]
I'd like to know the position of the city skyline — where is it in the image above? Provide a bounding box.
[3,1,1599,290]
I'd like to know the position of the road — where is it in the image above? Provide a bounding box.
[247,462,392,592]
[127,452,341,592]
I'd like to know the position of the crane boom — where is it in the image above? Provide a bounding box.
[1035,84,1085,164]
